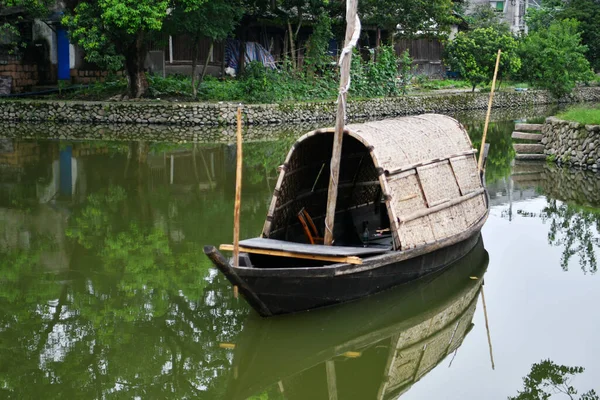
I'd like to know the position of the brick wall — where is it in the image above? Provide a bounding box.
[0,62,39,93]
[70,69,124,84]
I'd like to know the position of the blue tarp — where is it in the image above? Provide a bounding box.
[225,40,276,74]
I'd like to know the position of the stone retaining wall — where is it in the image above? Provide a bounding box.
[543,116,600,169]
[0,105,557,143]
[0,86,598,126]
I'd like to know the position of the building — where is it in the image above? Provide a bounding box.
[467,0,542,34]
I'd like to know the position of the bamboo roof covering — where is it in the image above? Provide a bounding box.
[262,114,487,251]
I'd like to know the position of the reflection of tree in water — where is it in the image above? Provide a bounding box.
[463,120,516,184]
[519,200,599,275]
[0,182,250,398]
[510,359,598,400]
[243,136,296,187]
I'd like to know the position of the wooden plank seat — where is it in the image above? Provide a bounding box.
[239,238,390,255]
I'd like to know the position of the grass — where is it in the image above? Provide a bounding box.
[556,105,600,125]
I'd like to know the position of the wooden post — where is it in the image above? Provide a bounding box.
[232,106,243,298]
[478,49,502,172]
[324,0,360,245]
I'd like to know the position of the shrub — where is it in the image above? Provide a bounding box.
[444,27,521,91]
[518,19,594,98]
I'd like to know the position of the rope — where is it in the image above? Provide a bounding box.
[325,4,361,240]
[336,15,361,123]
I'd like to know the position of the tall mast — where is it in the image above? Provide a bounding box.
[323,0,360,245]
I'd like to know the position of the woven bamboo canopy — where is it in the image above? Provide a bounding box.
[262,114,487,251]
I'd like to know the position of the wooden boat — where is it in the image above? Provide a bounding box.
[204,114,490,316]
[224,236,489,400]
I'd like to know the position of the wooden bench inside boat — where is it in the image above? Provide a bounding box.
[220,238,391,266]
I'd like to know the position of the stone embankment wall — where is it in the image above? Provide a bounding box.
[543,117,600,169]
[0,86,599,126]
[0,105,557,143]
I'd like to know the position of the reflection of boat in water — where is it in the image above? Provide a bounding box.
[227,236,489,400]
[205,115,489,316]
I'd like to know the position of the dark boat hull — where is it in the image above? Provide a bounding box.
[241,232,480,315]
[205,227,483,316]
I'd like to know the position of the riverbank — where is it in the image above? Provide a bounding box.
[0,105,557,143]
[0,87,598,127]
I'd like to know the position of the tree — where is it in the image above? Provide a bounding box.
[167,0,243,97]
[0,0,53,54]
[466,3,510,33]
[560,0,600,71]
[360,0,456,43]
[444,27,521,91]
[62,0,190,98]
[524,0,564,34]
[510,359,598,400]
[526,0,600,72]
[518,19,593,98]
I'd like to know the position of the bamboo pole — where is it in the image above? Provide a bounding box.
[478,49,502,172]
[324,0,360,245]
[233,107,243,298]
[480,286,495,370]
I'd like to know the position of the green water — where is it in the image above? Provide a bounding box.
[1,110,599,399]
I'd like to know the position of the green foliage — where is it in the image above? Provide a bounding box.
[350,45,403,97]
[398,49,415,93]
[304,11,334,77]
[0,0,53,53]
[444,27,521,91]
[169,0,242,42]
[526,0,600,71]
[412,77,472,91]
[557,104,600,125]
[559,0,600,71]
[147,74,194,98]
[509,359,598,400]
[62,0,181,97]
[360,0,456,39]
[525,0,564,34]
[519,19,594,98]
[466,3,511,33]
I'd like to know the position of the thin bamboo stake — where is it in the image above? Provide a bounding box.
[480,286,495,370]
[233,107,243,298]
[478,49,502,172]
[324,0,360,245]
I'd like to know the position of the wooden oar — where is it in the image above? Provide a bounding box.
[324,0,360,245]
[478,49,502,172]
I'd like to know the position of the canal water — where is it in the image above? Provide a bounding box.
[0,107,599,399]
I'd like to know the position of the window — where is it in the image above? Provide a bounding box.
[491,1,505,12]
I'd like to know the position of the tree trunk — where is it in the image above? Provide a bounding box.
[200,41,213,86]
[191,43,199,98]
[375,28,381,62]
[124,31,149,98]
[287,20,297,70]
[237,28,246,78]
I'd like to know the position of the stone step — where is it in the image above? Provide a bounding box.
[515,123,544,132]
[515,154,547,161]
[512,132,543,141]
[512,172,542,183]
[514,144,545,153]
